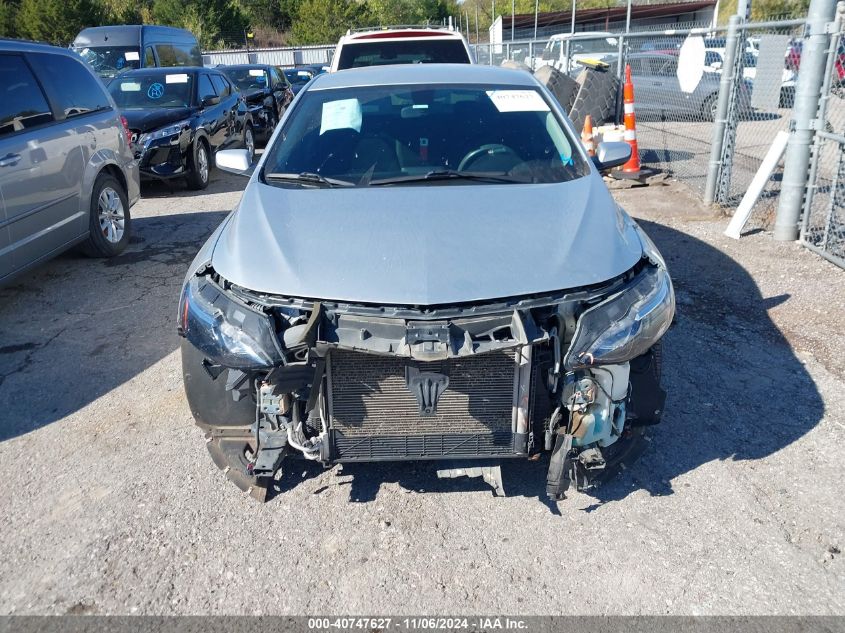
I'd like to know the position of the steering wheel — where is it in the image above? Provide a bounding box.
[457,143,521,172]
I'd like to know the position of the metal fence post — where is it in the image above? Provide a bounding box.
[774,0,839,241]
[800,2,845,239]
[704,15,742,205]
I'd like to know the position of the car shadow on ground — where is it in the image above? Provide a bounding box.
[0,211,227,442]
[277,220,824,513]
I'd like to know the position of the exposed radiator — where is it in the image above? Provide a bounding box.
[327,348,524,460]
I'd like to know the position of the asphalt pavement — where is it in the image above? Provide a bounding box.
[0,172,843,615]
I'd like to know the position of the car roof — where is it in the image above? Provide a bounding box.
[73,25,196,47]
[221,64,270,70]
[311,63,538,90]
[0,37,82,57]
[340,27,464,43]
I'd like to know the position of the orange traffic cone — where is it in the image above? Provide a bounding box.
[581,115,595,157]
[621,64,641,174]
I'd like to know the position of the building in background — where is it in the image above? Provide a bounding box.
[490,0,718,43]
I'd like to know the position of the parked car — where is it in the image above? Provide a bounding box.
[704,48,795,107]
[624,52,752,120]
[330,26,473,71]
[72,25,201,84]
[0,39,139,284]
[283,67,315,95]
[178,64,674,501]
[220,64,293,144]
[109,67,254,190]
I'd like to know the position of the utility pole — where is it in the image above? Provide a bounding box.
[534,0,539,39]
[475,4,480,44]
[511,0,515,41]
[625,0,632,32]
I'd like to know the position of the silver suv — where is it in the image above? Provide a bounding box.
[0,39,140,284]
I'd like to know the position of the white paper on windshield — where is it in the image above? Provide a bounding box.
[165,73,189,84]
[119,82,142,92]
[320,98,362,135]
[249,69,264,76]
[124,51,140,61]
[486,90,550,112]
[297,71,311,77]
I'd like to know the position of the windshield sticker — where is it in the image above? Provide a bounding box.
[116,58,125,69]
[249,69,264,76]
[320,98,362,135]
[124,51,140,61]
[165,73,189,84]
[297,71,311,77]
[119,82,142,92]
[486,90,550,113]
[147,83,164,99]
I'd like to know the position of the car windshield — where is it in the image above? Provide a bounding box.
[285,69,314,85]
[109,73,194,109]
[225,67,269,91]
[73,46,141,80]
[262,84,588,187]
[337,40,470,69]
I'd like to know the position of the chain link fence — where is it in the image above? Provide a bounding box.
[801,30,845,268]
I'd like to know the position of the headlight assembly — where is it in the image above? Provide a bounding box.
[141,119,191,144]
[564,265,675,370]
[178,275,283,370]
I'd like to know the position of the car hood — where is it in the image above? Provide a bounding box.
[241,89,267,104]
[211,174,644,305]
[122,107,194,133]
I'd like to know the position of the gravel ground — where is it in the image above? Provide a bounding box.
[0,172,843,616]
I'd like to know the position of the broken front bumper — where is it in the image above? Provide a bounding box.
[178,254,673,498]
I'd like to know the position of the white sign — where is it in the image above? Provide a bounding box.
[320,98,362,135]
[249,69,264,77]
[124,51,140,61]
[486,90,550,112]
[119,82,142,92]
[165,73,189,84]
[677,35,705,94]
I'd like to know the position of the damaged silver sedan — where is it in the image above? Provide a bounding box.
[177,64,674,501]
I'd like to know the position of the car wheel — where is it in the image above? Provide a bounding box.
[244,124,255,163]
[186,139,211,190]
[81,172,131,257]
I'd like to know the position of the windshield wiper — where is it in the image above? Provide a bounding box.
[369,170,527,186]
[264,172,354,188]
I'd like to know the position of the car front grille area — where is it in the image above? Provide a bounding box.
[327,349,522,461]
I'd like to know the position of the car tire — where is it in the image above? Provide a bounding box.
[186,138,211,190]
[80,172,131,258]
[243,123,255,163]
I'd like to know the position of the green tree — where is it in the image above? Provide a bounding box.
[16,0,103,44]
[366,0,451,26]
[289,0,371,44]
[152,0,249,49]
[0,0,17,38]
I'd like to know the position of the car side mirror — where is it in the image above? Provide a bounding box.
[592,141,632,171]
[201,95,221,107]
[216,149,254,177]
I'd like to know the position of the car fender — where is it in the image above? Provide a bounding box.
[80,148,139,218]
